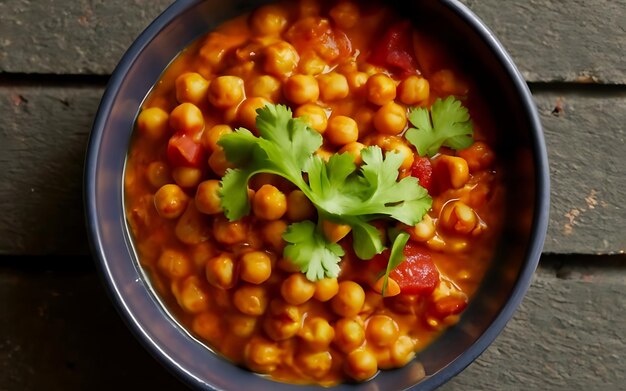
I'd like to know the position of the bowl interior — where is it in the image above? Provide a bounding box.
[85,0,549,390]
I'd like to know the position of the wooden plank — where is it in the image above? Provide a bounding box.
[0,256,624,390]
[460,0,626,84]
[444,257,626,391]
[0,0,173,75]
[0,0,624,83]
[0,86,101,255]
[1,86,625,255]
[534,90,626,254]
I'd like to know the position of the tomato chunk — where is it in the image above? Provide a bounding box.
[410,156,432,192]
[286,17,352,62]
[369,20,419,77]
[429,296,468,318]
[167,132,205,167]
[369,242,439,295]
[390,243,439,295]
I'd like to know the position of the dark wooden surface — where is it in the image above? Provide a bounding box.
[1,1,625,390]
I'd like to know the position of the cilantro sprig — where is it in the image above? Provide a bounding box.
[218,104,432,280]
[405,96,474,157]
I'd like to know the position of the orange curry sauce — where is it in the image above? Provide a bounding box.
[124,0,505,386]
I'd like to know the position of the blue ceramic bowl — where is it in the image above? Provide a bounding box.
[84,0,549,390]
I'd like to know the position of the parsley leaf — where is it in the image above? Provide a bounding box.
[283,221,345,281]
[217,104,432,280]
[405,96,474,157]
[381,231,410,296]
[218,104,322,220]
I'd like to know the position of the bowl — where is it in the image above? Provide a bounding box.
[84,0,550,390]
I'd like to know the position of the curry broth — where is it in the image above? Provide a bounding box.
[124,0,505,386]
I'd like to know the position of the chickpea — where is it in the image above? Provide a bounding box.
[458,141,495,172]
[177,276,210,313]
[390,335,416,366]
[261,219,288,251]
[333,318,364,353]
[373,101,407,135]
[397,75,430,105]
[281,273,316,305]
[408,214,436,242]
[233,284,268,316]
[208,76,245,109]
[314,277,339,302]
[370,275,401,297]
[158,249,192,279]
[298,50,327,75]
[146,161,171,189]
[336,60,358,75]
[137,107,169,140]
[192,312,223,345]
[264,41,299,77]
[294,103,328,133]
[212,214,248,245]
[384,138,414,171]
[331,281,365,317]
[195,179,222,215]
[238,97,270,132]
[366,73,397,106]
[208,147,234,177]
[322,219,352,243]
[249,75,282,102]
[227,313,258,338]
[276,257,300,273]
[366,315,400,347]
[190,241,217,271]
[154,184,188,219]
[354,106,376,136]
[172,166,202,188]
[250,4,289,36]
[175,72,209,105]
[439,200,479,235]
[175,202,211,244]
[431,69,469,96]
[297,351,332,378]
[205,252,236,289]
[202,124,232,153]
[339,142,365,164]
[326,115,359,146]
[345,349,378,381]
[253,184,287,220]
[169,103,204,134]
[346,71,369,94]
[329,1,359,29]
[433,155,470,189]
[283,74,319,105]
[240,251,272,284]
[263,299,302,341]
[317,72,349,101]
[299,317,335,350]
[244,337,281,373]
[286,190,316,221]
[315,147,333,162]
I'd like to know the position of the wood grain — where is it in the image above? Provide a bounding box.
[1,87,624,255]
[0,257,624,390]
[0,0,624,83]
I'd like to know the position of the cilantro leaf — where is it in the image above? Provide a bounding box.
[218,104,322,220]
[405,96,474,157]
[283,221,345,281]
[381,231,410,296]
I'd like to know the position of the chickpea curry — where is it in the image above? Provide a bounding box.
[124,0,505,386]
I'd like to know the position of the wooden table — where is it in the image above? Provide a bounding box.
[1,1,624,389]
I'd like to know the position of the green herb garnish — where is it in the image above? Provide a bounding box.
[381,231,410,296]
[218,104,431,281]
[405,96,474,157]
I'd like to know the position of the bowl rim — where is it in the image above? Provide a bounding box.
[84,0,550,390]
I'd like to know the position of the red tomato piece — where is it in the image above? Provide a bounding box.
[390,243,439,295]
[410,156,432,192]
[369,20,419,77]
[167,132,205,167]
